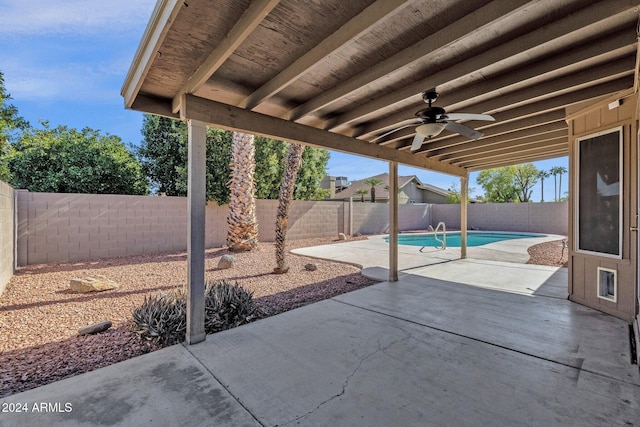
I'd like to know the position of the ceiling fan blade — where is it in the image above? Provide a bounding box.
[444,121,483,140]
[371,122,421,142]
[445,113,495,122]
[411,133,425,151]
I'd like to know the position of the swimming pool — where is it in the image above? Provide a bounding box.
[385,231,546,248]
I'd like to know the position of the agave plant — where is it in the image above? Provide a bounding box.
[132,280,257,345]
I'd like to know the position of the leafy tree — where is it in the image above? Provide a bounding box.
[363,177,383,202]
[7,122,148,194]
[446,182,475,204]
[294,146,330,200]
[138,115,232,204]
[138,116,329,202]
[513,163,539,202]
[138,115,187,196]
[476,166,518,203]
[0,71,29,181]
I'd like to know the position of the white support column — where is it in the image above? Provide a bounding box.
[460,174,468,259]
[389,161,399,282]
[186,119,207,345]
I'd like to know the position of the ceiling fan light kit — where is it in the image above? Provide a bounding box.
[416,122,446,138]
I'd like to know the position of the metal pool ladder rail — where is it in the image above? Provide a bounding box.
[421,222,446,252]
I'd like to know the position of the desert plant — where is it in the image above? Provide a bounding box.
[132,280,257,344]
[132,289,187,345]
[204,280,257,333]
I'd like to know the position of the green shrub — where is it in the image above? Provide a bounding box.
[132,280,257,345]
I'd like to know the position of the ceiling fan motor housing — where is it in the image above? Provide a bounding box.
[415,106,445,122]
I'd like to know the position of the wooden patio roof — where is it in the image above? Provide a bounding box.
[122,0,640,177]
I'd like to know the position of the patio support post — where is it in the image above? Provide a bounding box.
[389,161,399,281]
[460,174,468,259]
[186,119,207,345]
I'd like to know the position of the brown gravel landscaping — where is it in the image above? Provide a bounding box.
[0,235,568,397]
[527,238,568,267]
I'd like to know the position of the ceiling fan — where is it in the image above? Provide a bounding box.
[373,89,495,151]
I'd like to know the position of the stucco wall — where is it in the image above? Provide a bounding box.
[0,181,15,294]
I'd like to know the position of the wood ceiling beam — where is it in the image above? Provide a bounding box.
[287,0,531,121]
[330,0,637,128]
[454,143,568,168]
[171,0,281,113]
[426,122,567,157]
[180,94,467,177]
[122,0,183,108]
[446,136,568,164]
[241,0,409,110]
[360,30,637,137]
[466,149,568,171]
[442,131,568,162]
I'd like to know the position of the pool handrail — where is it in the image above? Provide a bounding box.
[421,222,446,252]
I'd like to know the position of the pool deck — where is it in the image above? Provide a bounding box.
[292,232,566,274]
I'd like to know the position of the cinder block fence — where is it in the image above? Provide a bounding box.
[0,184,568,293]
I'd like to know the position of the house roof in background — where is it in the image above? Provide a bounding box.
[122,0,639,175]
[334,173,448,200]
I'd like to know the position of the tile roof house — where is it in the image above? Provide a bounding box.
[321,173,450,204]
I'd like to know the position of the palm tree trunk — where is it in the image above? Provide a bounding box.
[558,173,562,201]
[274,143,304,274]
[540,177,544,202]
[227,132,259,251]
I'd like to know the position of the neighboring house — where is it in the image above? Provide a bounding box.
[321,173,450,204]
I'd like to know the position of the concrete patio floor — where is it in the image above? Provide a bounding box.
[1,259,638,426]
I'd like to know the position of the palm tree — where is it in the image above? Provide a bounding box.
[355,188,368,202]
[550,166,563,202]
[363,177,383,203]
[557,166,567,202]
[227,132,259,251]
[537,170,550,202]
[274,143,304,274]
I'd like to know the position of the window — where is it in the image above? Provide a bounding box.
[575,127,623,258]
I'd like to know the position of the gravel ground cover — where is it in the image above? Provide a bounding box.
[0,236,565,397]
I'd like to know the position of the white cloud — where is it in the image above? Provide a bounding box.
[0,0,156,35]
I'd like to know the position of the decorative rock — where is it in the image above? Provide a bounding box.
[218,254,236,269]
[70,274,119,293]
[305,263,318,271]
[338,233,347,241]
[78,321,112,336]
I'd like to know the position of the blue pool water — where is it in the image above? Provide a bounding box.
[385,231,545,248]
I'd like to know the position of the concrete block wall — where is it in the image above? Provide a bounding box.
[432,202,568,235]
[14,191,567,266]
[16,192,346,265]
[256,200,344,241]
[17,192,190,265]
[0,181,15,294]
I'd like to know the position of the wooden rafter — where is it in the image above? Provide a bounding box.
[171,0,281,113]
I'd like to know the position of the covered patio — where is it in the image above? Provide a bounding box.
[1,266,638,426]
[121,0,640,344]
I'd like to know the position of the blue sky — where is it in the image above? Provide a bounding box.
[0,0,568,201]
